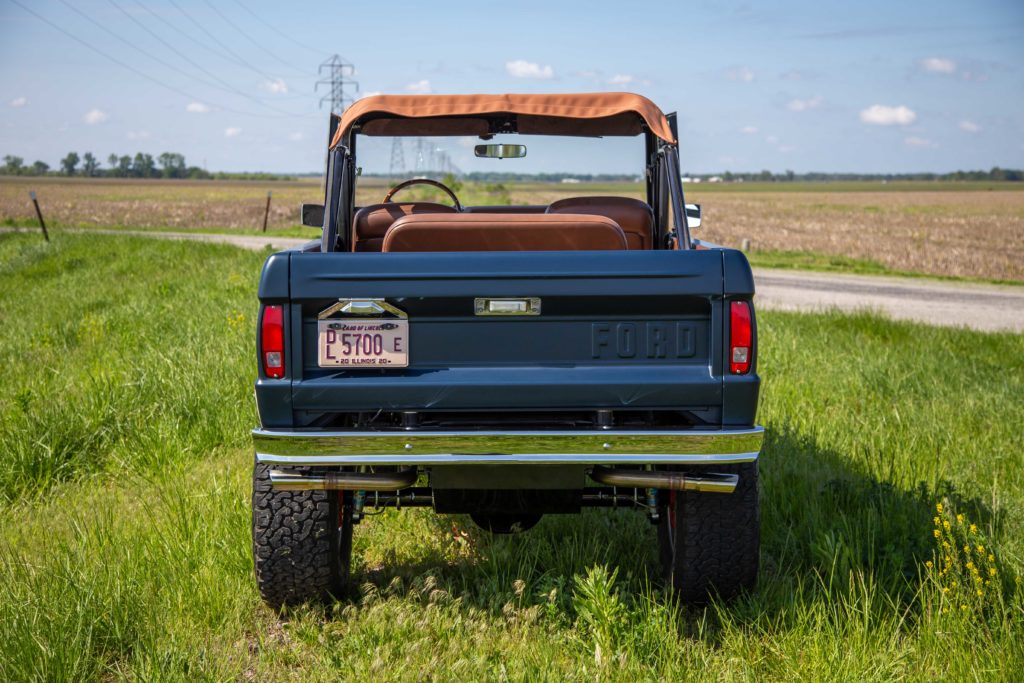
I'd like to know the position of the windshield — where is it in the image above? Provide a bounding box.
[354,134,645,208]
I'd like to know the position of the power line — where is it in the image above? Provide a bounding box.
[5,0,314,120]
[133,0,296,87]
[104,0,304,116]
[200,0,309,76]
[228,0,325,58]
[165,0,296,83]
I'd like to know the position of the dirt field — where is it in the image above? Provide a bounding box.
[3,176,1022,281]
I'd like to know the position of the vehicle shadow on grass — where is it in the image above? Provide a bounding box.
[345,426,998,629]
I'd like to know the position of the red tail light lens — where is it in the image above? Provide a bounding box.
[729,301,752,374]
[261,305,285,379]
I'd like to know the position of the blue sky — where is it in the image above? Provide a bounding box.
[1,0,1022,174]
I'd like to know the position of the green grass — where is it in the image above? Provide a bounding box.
[746,249,1024,286]
[0,233,1022,680]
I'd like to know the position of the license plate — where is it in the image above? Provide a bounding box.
[317,319,409,368]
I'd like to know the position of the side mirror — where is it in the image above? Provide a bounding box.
[685,203,702,230]
[300,203,325,228]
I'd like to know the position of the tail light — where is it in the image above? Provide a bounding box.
[729,301,752,374]
[261,305,285,378]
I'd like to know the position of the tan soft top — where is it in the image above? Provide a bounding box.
[330,92,675,148]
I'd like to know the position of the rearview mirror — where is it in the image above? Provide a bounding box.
[685,203,702,230]
[474,144,527,159]
[300,203,325,228]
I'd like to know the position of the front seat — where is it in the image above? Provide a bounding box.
[351,202,458,252]
[546,196,654,250]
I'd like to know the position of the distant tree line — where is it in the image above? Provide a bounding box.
[0,152,295,181]
[709,168,1023,183]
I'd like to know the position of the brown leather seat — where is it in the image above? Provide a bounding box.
[351,202,457,252]
[546,196,654,250]
[381,213,628,252]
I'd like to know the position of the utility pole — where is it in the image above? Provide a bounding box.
[316,55,358,115]
[389,139,405,178]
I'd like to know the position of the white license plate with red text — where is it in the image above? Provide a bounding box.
[317,319,409,367]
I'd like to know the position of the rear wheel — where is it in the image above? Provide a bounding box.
[657,462,759,604]
[252,461,353,608]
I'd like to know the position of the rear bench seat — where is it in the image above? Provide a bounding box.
[381,213,628,252]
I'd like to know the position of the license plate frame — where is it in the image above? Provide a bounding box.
[317,318,409,368]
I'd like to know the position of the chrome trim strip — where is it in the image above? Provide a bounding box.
[252,427,763,467]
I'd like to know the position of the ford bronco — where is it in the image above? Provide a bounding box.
[252,93,762,607]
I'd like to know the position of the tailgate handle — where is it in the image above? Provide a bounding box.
[474,297,541,316]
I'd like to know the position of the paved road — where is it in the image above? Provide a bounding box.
[5,228,1022,333]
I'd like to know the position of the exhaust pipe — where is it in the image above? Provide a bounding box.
[589,466,738,493]
[269,467,418,491]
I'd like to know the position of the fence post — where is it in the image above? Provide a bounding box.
[262,191,272,232]
[29,191,50,242]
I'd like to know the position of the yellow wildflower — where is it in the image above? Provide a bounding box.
[933,529,941,538]
[964,545,971,554]
[943,587,950,594]
[956,514,964,524]
[988,554,995,563]
[933,516,940,525]
[925,560,933,569]
[943,520,951,531]
[942,542,951,550]
[976,545,984,554]
[936,503,944,513]
[969,524,977,534]
[989,568,997,577]
[967,562,974,569]
[977,589,984,597]
[961,605,969,610]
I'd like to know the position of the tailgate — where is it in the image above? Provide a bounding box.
[284,250,724,414]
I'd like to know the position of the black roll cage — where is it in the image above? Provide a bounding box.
[320,113,691,253]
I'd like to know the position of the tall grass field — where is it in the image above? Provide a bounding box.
[0,232,1021,680]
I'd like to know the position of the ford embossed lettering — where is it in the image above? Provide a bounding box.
[318,319,409,367]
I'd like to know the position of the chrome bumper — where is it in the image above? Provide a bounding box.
[253,426,763,467]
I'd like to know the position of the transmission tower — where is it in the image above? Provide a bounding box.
[389,139,406,178]
[316,55,358,114]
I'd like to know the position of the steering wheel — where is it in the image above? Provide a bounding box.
[383,178,462,211]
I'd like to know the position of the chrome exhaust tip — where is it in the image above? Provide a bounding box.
[269,467,418,491]
[588,466,738,493]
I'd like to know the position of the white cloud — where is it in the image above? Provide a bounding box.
[260,78,289,94]
[739,126,758,134]
[10,96,27,108]
[959,120,981,133]
[920,57,956,74]
[287,132,304,142]
[765,135,779,144]
[224,126,242,138]
[607,74,634,85]
[405,79,432,93]
[505,60,555,80]
[127,130,151,141]
[186,102,210,113]
[904,136,937,148]
[787,95,822,112]
[83,108,108,125]
[859,104,917,126]
[725,66,755,82]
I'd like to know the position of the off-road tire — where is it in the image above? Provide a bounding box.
[252,461,353,608]
[657,461,759,604]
